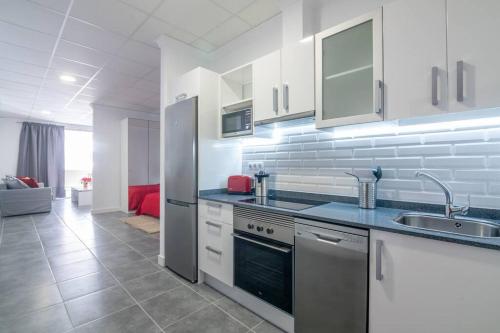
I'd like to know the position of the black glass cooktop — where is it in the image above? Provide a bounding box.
[238,196,325,211]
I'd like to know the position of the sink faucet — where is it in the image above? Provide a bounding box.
[415,171,470,218]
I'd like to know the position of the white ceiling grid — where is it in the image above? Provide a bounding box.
[0,0,281,126]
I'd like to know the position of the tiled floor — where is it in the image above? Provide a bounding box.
[0,199,284,333]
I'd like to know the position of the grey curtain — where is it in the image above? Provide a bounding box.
[17,122,65,198]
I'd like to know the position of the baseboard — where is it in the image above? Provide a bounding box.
[157,255,165,267]
[204,273,294,332]
[91,207,121,214]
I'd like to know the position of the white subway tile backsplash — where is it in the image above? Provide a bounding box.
[424,156,486,168]
[241,125,500,209]
[398,145,451,156]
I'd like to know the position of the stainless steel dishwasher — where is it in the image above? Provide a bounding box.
[294,218,369,333]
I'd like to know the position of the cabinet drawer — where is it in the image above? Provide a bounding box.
[199,199,233,225]
[198,219,234,286]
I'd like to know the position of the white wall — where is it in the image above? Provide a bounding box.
[92,104,159,213]
[0,118,22,177]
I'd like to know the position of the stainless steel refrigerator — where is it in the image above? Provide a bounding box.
[164,96,198,282]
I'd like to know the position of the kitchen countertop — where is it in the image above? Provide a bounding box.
[199,192,500,251]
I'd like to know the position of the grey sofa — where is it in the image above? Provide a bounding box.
[0,183,52,217]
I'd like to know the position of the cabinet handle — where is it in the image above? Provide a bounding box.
[206,202,222,208]
[376,240,383,281]
[457,60,464,102]
[206,221,222,228]
[205,246,222,256]
[273,87,279,114]
[283,83,289,113]
[431,66,439,106]
[175,93,187,102]
[376,80,384,114]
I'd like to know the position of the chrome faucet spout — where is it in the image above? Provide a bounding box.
[415,171,469,218]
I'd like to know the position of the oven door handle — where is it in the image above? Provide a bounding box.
[232,233,292,254]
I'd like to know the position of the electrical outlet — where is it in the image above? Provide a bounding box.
[247,161,264,170]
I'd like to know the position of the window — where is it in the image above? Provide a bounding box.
[65,130,92,195]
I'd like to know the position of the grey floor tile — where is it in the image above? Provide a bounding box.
[163,304,248,333]
[1,231,40,247]
[90,242,134,259]
[122,271,181,301]
[45,241,87,257]
[99,249,145,268]
[2,222,36,234]
[0,303,73,333]
[0,241,43,255]
[0,263,55,294]
[72,305,159,333]
[141,286,209,328]
[189,283,224,302]
[107,258,159,282]
[253,321,285,333]
[127,238,160,256]
[57,271,117,301]
[65,286,135,326]
[216,297,263,329]
[109,229,152,242]
[48,249,95,268]
[2,216,32,223]
[81,234,121,248]
[51,258,104,282]
[0,283,62,321]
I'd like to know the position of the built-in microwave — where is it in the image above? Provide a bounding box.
[221,107,252,138]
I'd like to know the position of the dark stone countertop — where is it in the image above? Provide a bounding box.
[199,192,500,251]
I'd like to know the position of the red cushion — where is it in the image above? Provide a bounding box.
[136,192,160,218]
[128,184,160,211]
[17,176,39,188]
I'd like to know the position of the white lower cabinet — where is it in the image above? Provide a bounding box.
[198,201,233,287]
[369,230,500,333]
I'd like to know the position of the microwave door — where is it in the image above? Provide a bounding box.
[222,109,252,137]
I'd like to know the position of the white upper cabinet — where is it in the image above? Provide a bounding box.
[370,230,500,333]
[253,50,281,123]
[384,0,448,120]
[281,37,315,116]
[315,9,383,128]
[447,0,500,112]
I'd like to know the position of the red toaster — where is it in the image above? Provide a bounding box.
[227,175,252,194]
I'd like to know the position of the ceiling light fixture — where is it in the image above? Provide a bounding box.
[59,74,76,83]
[40,110,52,115]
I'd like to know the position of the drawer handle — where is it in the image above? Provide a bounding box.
[313,232,344,245]
[205,246,222,256]
[206,221,222,228]
[207,202,222,208]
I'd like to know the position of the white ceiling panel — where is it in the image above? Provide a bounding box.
[119,0,163,14]
[29,0,69,13]
[0,79,39,93]
[190,39,216,53]
[0,21,57,52]
[238,0,280,26]
[50,57,99,78]
[0,58,47,78]
[203,16,250,46]
[143,68,161,83]
[120,40,161,66]
[69,0,148,36]
[55,40,109,68]
[62,18,127,53]
[0,69,44,86]
[155,0,232,37]
[0,42,50,67]
[133,17,197,45]
[210,0,254,14]
[0,0,65,35]
[105,56,154,78]
[133,79,161,94]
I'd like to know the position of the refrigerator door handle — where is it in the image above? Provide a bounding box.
[166,199,191,207]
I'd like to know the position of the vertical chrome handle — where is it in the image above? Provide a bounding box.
[457,60,464,102]
[272,87,279,114]
[376,240,383,281]
[431,66,439,106]
[376,80,383,114]
[283,83,289,113]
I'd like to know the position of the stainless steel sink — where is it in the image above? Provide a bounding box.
[393,213,500,238]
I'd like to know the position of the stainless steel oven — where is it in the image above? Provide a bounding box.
[221,107,252,138]
[233,207,294,314]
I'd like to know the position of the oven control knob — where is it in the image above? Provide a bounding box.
[256,226,264,232]
[247,224,254,229]
[266,228,274,234]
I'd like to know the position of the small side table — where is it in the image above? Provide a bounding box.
[71,186,92,207]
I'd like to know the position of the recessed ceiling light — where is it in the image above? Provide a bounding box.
[60,74,76,82]
[40,110,52,115]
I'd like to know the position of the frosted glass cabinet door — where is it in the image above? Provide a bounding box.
[315,9,383,128]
